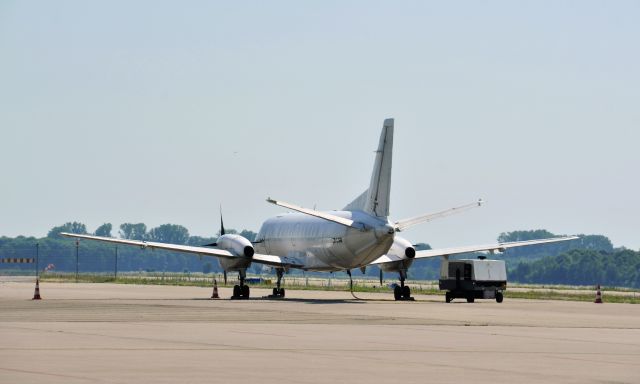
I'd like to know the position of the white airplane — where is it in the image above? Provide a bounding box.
[62,119,577,300]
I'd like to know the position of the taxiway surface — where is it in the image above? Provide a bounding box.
[1,281,638,383]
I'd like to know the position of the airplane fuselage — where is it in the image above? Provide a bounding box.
[253,210,395,271]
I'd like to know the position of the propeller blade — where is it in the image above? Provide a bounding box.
[220,205,226,236]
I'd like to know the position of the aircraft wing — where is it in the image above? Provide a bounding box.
[370,236,579,265]
[60,233,304,269]
[412,236,580,259]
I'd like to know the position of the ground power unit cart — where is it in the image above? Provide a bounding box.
[439,256,507,303]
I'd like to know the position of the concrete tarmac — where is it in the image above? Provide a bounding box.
[1,281,639,384]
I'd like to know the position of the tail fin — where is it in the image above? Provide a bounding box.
[344,118,394,217]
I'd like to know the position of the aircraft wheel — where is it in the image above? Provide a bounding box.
[233,285,241,298]
[242,285,250,298]
[496,292,504,303]
[280,288,285,298]
[393,286,402,300]
[467,296,475,303]
[402,286,411,298]
[273,288,278,296]
[445,292,452,303]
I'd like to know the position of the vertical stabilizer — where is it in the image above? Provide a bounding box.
[343,118,394,217]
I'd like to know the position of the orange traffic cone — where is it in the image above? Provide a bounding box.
[595,284,603,304]
[211,279,220,299]
[32,278,42,300]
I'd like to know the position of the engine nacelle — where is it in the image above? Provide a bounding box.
[379,236,416,273]
[217,234,254,272]
[216,234,254,258]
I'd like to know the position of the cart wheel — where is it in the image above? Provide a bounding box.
[496,291,503,303]
[466,296,475,303]
[445,292,452,303]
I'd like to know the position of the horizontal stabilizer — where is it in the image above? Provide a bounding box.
[266,198,363,230]
[394,199,484,232]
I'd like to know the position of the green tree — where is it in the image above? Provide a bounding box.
[576,235,613,252]
[239,229,257,241]
[187,235,217,246]
[147,224,189,244]
[119,223,147,240]
[498,229,556,242]
[414,242,432,251]
[94,223,112,237]
[496,229,609,262]
[47,222,87,238]
[216,228,237,236]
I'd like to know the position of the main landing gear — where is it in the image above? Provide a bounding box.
[231,269,250,300]
[394,270,414,301]
[268,268,286,298]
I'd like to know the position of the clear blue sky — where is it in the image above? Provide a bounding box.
[1,1,638,249]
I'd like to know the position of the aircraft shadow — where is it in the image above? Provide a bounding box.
[191,297,370,304]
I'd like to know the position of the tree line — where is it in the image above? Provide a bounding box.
[509,248,640,288]
[1,222,258,275]
[46,221,257,244]
[1,224,638,288]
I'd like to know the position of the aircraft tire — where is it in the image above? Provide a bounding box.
[242,285,250,298]
[393,286,402,300]
[280,288,285,298]
[496,291,504,303]
[402,286,411,298]
[233,285,241,298]
[467,296,475,303]
[445,292,452,303]
[273,288,278,296]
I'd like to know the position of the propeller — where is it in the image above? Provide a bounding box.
[202,205,226,247]
[220,205,226,236]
